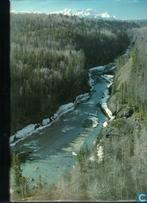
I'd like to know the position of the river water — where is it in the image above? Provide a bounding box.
[11,66,112,188]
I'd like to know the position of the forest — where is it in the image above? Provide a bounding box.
[11,13,138,133]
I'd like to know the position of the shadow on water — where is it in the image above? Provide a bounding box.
[11,65,113,188]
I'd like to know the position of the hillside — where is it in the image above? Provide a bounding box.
[37,27,147,201]
[11,13,137,133]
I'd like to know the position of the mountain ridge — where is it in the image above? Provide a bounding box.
[11,8,116,20]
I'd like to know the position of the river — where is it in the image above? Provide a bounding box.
[10,65,114,189]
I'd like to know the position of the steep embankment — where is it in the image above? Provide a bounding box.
[42,27,147,201]
[90,27,147,200]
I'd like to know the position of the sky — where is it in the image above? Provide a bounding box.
[11,0,147,20]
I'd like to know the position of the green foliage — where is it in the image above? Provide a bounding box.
[120,81,128,104]
[12,153,23,188]
[76,146,90,162]
[38,175,43,190]
[135,103,147,124]
[11,13,137,132]
[111,118,125,129]
[12,153,29,197]
[131,49,138,66]
[143,112,147,124]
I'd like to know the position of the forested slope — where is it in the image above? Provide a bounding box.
[43,27,147,201]
[11,13,137,133]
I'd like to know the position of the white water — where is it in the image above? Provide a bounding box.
[10,64,115,190]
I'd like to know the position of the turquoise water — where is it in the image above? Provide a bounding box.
[11,68,108,188]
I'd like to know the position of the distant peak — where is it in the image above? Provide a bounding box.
[96,12,116,19]
[11,8,116,20]
[49,9,116,19]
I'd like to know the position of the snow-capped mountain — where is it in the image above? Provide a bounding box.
[11,8,116,20]
[49,9,116,19]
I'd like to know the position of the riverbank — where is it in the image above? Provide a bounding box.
[10,64,115,148]
[11,13,134,134]
[11,63,116,200]
[41,27,147,201]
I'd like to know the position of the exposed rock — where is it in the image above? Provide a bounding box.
[42,118,50,126]
[124,108,134,118]
[34,123,41,129]
[106,133,111,138]
[117,106,134,118]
